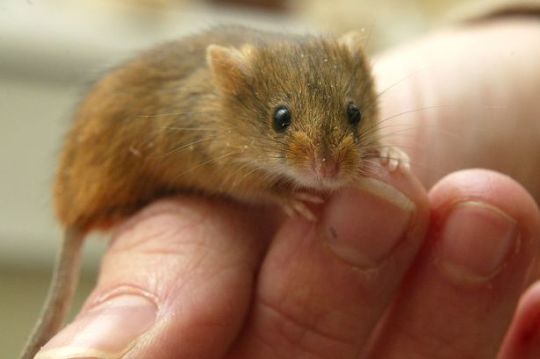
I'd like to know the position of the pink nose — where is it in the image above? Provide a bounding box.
[312,158,339,179]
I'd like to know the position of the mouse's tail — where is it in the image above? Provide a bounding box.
[19,228,85,359]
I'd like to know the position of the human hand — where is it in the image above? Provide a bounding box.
[35,165,539,358]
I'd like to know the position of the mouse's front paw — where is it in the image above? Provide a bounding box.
[377,146,411,172]
[277,192,324,221]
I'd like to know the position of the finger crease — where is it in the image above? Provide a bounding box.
[257,295,356,357]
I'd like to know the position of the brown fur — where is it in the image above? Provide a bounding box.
[54,25,379,231]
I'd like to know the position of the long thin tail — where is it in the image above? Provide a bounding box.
[20,228,85,359]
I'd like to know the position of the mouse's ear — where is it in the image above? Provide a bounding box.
[206,44,253,94]
[338,31,366,59]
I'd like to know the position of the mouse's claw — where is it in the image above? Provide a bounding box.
[288,199,317,221]
[275,192,322,221]
[294,192,325,204]
[377,146,410,173]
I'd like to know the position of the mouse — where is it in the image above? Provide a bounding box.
[21,24,409,359]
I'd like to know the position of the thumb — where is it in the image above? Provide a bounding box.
[36,197,271,359]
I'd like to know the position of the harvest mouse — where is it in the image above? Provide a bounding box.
[21,25,408,358]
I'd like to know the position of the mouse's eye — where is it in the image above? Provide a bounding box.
[347,103,362,126]
[273,105,292,132]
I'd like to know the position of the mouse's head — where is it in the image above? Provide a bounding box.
[207,32,378,191]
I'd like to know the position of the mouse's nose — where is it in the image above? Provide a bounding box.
[312,157,340,179]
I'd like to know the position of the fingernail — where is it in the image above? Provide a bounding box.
[322,178,414,268]
[436,201,520,283]
[36,295,157,359]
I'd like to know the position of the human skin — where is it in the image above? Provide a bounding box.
[36,19,540,359]
[374,17,540,201]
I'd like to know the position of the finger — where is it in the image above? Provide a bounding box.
[499,282,540,359]
[373,20,540,201]
[230,164,430,358]
[367,169,540,359]
[36,198,273,359]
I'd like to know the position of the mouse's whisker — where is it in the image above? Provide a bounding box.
[165,127,219,133]
[357,128,383,144]
[372,67,431,102]
[371,128,421,140]
[272,140,291,149]
[262,153,285,159]
[234,158,288,187]
[154,128,217,145]
[375,105,452,125]
[367,65,461,116]
[375,103,508,128]
[358,123,382,137]
[363,22,376,53]
[171,150,238,182]
[371,124,419,134]
[241,166,280,185]
[130,124,217,150]
[153,122,218,133]
[356,159,377,178]
[370,143,420,153]
[152,138,213,159]
[135,110,214,119]
[375,123,473,141]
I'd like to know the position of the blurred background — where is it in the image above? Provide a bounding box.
[0,0,484,355]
